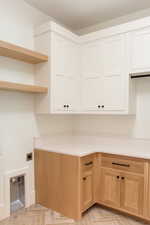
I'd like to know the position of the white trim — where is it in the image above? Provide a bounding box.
[34,21,80,43]
[80,16,150,43]
[35,17,150,44]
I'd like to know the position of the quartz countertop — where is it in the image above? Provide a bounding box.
[34,135,150,159]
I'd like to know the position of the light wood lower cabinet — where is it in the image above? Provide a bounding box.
[120,173,144,215]
[100,169,144,215]
[100,168,121,208]
[34,150,150,222]
[81,153,97,211]
[82,170,93,210]
[34,150,82,220]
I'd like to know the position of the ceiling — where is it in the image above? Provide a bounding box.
[25,0,150,30]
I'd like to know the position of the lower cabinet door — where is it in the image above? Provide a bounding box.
[100,168,121,208]
[82,171,93,210]
[120,173,144,215]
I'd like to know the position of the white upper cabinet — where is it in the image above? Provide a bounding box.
[101,35,127,111]
[35,20,141,115]
[35,22,80,114]
[81,34,132,114]
[129,27,150,73]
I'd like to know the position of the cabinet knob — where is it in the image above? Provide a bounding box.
[83,177,86,181]
[67,105,69,108]
[102,105,104,108]
[64,105,66,108]
[121,177,125,180]
[98,105,101,108]
[117,176,120,179]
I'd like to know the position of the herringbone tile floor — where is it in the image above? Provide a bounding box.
[0,204,148,225]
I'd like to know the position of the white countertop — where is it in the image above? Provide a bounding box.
[34,134,150,159]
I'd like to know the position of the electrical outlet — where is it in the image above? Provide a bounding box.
[26,153,32,161]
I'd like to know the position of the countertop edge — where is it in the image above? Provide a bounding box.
[34,148,150,160]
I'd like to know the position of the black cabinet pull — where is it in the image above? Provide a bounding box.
[67,105,69,108]
[98,105,101,108]
[121,177,125,180]
[112,162,130,167]
[83,177,86,181]
[117,176,120,179]
[64,105,66,108]
[102,105,104,108]
[84,161,93,166]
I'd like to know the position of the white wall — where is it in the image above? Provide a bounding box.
[73,79,150,139]
[36,115,74,136]
[0,0,51,220]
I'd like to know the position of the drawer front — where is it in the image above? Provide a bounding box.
[81,154,95,172]
[101,156,144,174]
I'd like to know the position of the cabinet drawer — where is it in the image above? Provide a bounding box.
[101,156,144,174]
[81,154,95,171]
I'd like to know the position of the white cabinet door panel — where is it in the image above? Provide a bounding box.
[51,32,80,113]
[102,36,124,76]
[103,75,125,110]
[101,35,126,111]
[53,76,79,112]
[81,41,103,111]
[82,41,101,78]
[82,77,103,111]
[130,27,150,73]
[53,34,68,76]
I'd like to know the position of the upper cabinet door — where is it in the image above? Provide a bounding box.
[81,41,104,111]
[130,27,150,73]
[52,33,79,78]
[52,75,79,112]
[82,77,103,111]
[51,33,80,112]
[82,41,101,78]
[52,34,68,76]
[102,35,127,111]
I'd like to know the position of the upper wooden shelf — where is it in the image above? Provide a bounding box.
[0,40,48,64]
[0,80,48,93]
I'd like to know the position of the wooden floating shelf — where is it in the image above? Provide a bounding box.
[0,40,48,64]
[0,81,48,93]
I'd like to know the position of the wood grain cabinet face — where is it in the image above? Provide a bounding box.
[100,168,121,208]
[99,155,145,217]
[99,169,120,207]
[35,150,149,221]
[34,150,81,220]
[82,171,93,210]
[120,173,144,215]
[81,154,96,211]
[100,169,144,215]
[148,163,150,218]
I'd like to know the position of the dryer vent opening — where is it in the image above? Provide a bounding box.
[10,175,25,214]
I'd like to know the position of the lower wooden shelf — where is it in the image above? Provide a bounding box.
[0,80,48,93]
